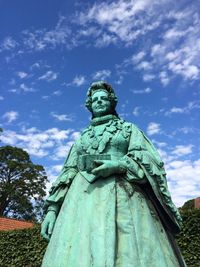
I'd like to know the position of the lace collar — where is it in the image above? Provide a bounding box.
[91,114,118,126]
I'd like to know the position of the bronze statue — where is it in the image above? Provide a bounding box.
[41,81,186,266]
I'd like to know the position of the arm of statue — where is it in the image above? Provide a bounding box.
[41,144,78,241]
[91,159,123,177]
[41,204,59,241]
[91,158,144,182]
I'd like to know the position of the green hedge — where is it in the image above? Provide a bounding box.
[0,226,47,267]
[0,209,200,267]
[177,209,200,267]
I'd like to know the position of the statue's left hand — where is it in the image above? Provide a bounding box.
[91,160,125,178]
[41,211,57,241]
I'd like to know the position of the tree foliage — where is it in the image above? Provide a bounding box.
[0,146,48,221]
[181,199,195,211]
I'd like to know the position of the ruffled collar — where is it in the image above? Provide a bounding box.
[91,114,118,126]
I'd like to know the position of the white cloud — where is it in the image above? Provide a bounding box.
[164,28,187,40]
[169,107,185,114]
[77,0,160,45]
[21,16,72,52]
[52,90,62,96]
[159,71,170,86]
[95,33,117,47]
[79,0,150,24]
[118,51,146,68]
[9,83,35,93]
[131,52,146,64]
[153,140,200,206]
[2,1,200,86]
[50,164,63,173]
[166,158,200,206]
[115,50,155,83]
[72,75,86,87]
[51,112,74,122]
[17,71,28,79]
[165,100,200,116]
[150,7,200,82]
[175,127,195,135]
[45,128,72,140]
[20,83,35,92]
[143,74,155,81]
[0,96,4,101]
[70,131,81,140]
[41,95,50,100]
[172,145,193,156]
[136,61,152,70]
[0,36,17,51]
[51,143,73,160]
[45,164,63,187]
[132,107,140,116]
[152,140,167,148]
[0,127,79,159]
[92,69,111,80]
[31,62,40,69]
[132,87,152,94]
[2,111,19,123]
[168,61,199,80]
[115,75,124,85]
[147,122,161,135]
[93,2,200,84]
[38,70,58,82]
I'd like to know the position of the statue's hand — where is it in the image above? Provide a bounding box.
[41,211,57,241]
[91,160,126,178]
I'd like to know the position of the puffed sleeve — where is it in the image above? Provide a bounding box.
[122,123,182,232]
[117,122,147,183]
[45,144,78,215]
[122,123,164,182]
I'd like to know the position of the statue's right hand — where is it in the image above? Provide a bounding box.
[41,211,57,241]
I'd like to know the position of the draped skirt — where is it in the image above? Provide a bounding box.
[41,173,180,267]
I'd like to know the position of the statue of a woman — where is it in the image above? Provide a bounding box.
[41,81,186,267]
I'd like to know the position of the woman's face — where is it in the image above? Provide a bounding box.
[91,90,112,117]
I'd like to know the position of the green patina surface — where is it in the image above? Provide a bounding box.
[41,81,186,267]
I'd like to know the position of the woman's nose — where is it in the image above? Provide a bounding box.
[97,98,102,104]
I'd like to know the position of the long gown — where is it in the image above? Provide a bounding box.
[41,115,186,267]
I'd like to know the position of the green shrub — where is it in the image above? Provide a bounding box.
[181,199,195,211]
[0,209,199,267]
[177,209,200,267]
[0,225,47,267]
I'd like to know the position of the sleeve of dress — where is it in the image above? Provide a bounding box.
[122,124,182,232]
[118,123,147,183]
[45,144,78,214]
[124,124,167,184]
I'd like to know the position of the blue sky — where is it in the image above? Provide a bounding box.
[0,0,199,206]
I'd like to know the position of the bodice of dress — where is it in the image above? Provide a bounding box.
[46,115,183,233]
[75,115,131,159]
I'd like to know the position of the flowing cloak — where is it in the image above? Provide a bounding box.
[41,120,186,267]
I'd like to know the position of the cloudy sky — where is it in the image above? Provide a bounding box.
[0,0,200,206]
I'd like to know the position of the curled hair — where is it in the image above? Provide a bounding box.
[85,81,118,117]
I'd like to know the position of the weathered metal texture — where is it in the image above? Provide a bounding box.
[41,81,186,267]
